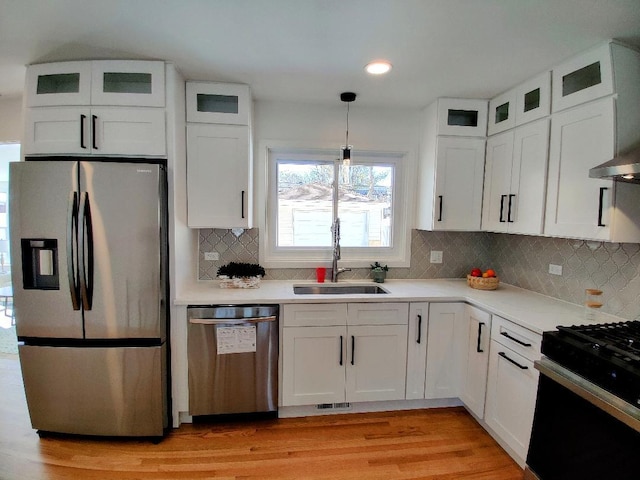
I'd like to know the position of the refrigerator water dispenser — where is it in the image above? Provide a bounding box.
[21,239,59,289]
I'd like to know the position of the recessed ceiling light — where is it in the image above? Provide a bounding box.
[365,61,392,75]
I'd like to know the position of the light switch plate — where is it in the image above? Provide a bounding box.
[204,251,219,261]
[430,250,443,264]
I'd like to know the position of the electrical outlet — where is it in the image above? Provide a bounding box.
[549,264,563,276]
[204,251,219,261]
[430,250,443,264]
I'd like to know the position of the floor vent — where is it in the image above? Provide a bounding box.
[316,402,352,410]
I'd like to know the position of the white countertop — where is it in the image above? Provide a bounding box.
[174,279,620,334]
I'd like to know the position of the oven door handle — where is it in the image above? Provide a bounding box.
[535,358,640,433]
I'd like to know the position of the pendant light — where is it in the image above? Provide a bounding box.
[340,92,356,166]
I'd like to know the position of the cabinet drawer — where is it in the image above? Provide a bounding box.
[283,303,348,327]
[347,303,409,326]
[491,315,541,362]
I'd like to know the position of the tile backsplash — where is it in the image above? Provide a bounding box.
[199,228,640,320]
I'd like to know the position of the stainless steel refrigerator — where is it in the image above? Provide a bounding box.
[9,159,169,437]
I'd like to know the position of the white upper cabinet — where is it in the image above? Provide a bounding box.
[185,81,253,228]
[24,106,166,156]
[186,123,252,228]
[436,98,488,137]
[416,99,487,232]
[545,97,640,242]
[25,61,92,107]
[26,60,165,108]
[488,72,551,136]
[23,60,167,157]
[186,82,250,125]
[487,90,516,136]
[552,43,614,113]
[514,72,551,126]
[482,119,549,235]
[90,61,165,107]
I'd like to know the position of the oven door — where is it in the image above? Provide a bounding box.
[525,358,640,480]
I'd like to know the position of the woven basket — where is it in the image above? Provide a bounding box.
[218,276,262,289]
[467,274,499,290]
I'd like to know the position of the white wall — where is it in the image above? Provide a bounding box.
[0,97,23,142]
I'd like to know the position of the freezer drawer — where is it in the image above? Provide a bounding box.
[19,344,167,437]
[188,306,278,416]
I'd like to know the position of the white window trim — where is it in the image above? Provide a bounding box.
[259,142,412,269]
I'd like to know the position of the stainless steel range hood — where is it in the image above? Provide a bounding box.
[589,146,640,184]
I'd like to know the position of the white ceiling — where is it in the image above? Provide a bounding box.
[1,0,640,108]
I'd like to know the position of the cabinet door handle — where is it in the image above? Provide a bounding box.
[437,195,443,222]
[241,190,245,219]
[91,115,98,150]
[507,194,515,223]
[417,314,422,344]
[499,195,507,222]
[476,322,485,353]
[351,335,355,365]
[339,335,343,366]
[498,351,529,370]
[500,330,532,347]
[80,114,87,149]
[597,187,608,227]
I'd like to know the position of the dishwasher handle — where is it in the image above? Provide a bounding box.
[189,315,277,325]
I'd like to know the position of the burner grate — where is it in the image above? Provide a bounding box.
[557,321,640,363]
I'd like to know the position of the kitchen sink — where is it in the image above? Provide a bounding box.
[293,284,389,295]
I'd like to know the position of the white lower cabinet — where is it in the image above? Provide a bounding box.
[281,303,408,407]
[459,305,491,419]
[484,315,542,467]
[424,302,466,399]
[405,303,428,400]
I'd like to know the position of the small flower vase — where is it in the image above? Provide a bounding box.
[371,270,386,283]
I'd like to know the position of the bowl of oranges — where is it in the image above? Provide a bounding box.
[467,268,499,290]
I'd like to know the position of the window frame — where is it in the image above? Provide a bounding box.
[261,145,411,268]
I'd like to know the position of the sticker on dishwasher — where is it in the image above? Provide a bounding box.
[216,325,257,354]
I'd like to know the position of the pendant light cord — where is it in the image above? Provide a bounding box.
[345,101,350,148]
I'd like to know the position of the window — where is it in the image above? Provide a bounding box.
[0,143,20,274]
[263,147,410,268]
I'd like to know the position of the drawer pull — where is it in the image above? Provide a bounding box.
[499,351,529,370]
[500,330,532,347]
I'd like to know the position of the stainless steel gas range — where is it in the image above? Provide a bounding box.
[525,321,640,480]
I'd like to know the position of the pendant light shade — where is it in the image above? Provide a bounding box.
[340,92,356,165]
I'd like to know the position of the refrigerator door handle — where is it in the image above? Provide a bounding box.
[67,192,81,310]
[78,192,94,311]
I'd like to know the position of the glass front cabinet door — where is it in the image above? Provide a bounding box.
[552,43,614,113]
[435,98,488,137]
[186,82,250,125]
[26,60,165,108]
[26,61,93,107]
[514,72,551,127]
[488,91,516,136]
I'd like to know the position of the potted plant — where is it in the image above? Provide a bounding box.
[370,262,389,283]
[217,262,266,288]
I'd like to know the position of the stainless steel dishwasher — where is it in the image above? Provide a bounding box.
[187,305,279,416]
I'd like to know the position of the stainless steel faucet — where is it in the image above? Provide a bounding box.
[331,218,351,282]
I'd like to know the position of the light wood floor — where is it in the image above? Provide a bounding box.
[0,353,524,480]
